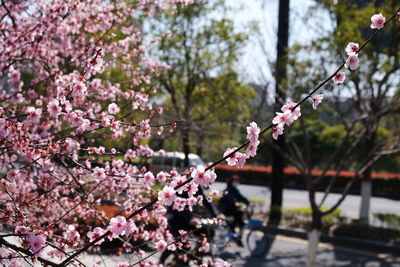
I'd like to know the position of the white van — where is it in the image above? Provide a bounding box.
[148,151,205,173]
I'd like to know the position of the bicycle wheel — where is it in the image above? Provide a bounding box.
[212,224,233,249]
[246,228,269,257]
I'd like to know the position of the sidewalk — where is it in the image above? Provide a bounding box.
[216,229,400,267]
[77,226,400,266]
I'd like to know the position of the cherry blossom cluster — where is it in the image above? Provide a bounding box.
[157,166,216,209]
[271,101,303,140]
[86,216,138,244]
[0,0,193,266]
[14,226,46,255]
[223,122,261,168]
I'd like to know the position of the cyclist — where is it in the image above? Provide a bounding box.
[219,175,250,246]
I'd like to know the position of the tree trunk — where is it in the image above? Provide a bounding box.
[358,134,375,225]
[182,126,190,167]
[307,229,321,267]
[359,174,371,224]
[195,130,204,158]
[270,137,285,224]
[307,210,322,267]
[269,0,290,225]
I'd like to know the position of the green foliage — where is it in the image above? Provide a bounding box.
[320,125,346,147]
[373,213,400,228]
[286,206,344,225]
[147,0,255,160]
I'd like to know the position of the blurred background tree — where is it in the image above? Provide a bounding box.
[295,0,400,226]
[146,0,255,165]
[258,1,400,265]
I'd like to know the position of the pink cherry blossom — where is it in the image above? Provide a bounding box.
[8,66,20,83]
[396,12,400,21]
[63,225,80,247]
[345,54,359,70]
[272,110,294,126]
[15,226,30,235]
[92,167,107,180]
[65,138,80,153]
[0,248,7,264]
[156,240,168,252]
[101,117,111,127]
[332,71,346,84]
[272,124,284,140]
[370,13,386,29]
[98,146,106,154]
[125,149,137,159]
[185,197,197,212]
[184,182,199,197]
[172,197,187,211]
[345,42,359,55]
[87,227,106,245]
[27,107,42,123]
[89,56,104,72]
[312,94,324,110]
[143,171,155,185]
[108,215,127,236]
[190,166,216,187]
[47,99,62,118]
[170,175,187,194]
[211,190,219,197]
[223,147,239,166]
[26,233,45,255]
[73,81,87,97]
[245,140,260,158]
[108,103,120,114]
[124,219,138,238]
[156,171,169,183]
[224,147,247,168]
[246,122,260,142]
[158,186,176,206]
[7,170,20,181]
[236,152,247,168]
[140,120,150,131]
[281,102,301,120]
[214,259,232,267]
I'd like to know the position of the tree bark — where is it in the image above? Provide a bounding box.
[269,0,290,225]
[307,181,322,267]
[358,134,375,225]
[359,172,372,224]
[307,227,321,267]
[195,130,204,158]
[307,206,322,267]
[182,124,190,167]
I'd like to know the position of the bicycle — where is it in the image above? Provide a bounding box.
[212,204,269,257]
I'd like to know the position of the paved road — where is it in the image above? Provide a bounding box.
[77,233,400,266]
[216,234,400,267]
[208,182,400,225]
